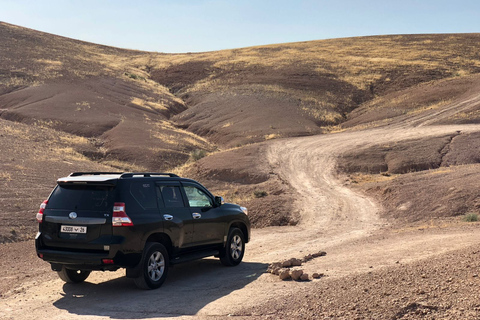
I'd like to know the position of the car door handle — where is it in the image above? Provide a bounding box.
[163,214,173,221]
[192,212,202,219]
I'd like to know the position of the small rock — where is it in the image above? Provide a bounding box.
[291,269,304,281]
[312,273,324,279]
[267,262,281,274]
[318,251,326,257]
[290,258,302,266]
[270,262,281,269]
[281,260,292,268]
[303,254,313,262]
[272,268,281,275]
[300,273,309,281]
[279,270,291,280]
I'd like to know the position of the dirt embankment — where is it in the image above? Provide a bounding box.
[184,143,299,227]
[338,131,480,224]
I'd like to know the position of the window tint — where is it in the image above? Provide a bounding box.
[157,185,185,208]
[130,182,156,209]
[184,186,212,207]
[48,185,114,211]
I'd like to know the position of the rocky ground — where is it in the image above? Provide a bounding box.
[1,22,480,319]
[238,242,480,319]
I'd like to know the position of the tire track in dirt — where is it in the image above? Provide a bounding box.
[3,124,480,320]
[3,116,480,319]
[199,123,480,316]
[413,92,480,127]
[248,124,480,260]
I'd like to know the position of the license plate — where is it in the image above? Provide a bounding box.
[61,225,87,234]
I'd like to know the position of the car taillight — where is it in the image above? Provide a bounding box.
[36,200,48,223]
[112,202,133,227]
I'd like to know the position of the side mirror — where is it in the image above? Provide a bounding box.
[214,196,224,207]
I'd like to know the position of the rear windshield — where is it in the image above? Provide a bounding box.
[48,184,115,211]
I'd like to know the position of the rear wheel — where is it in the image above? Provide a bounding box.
[57,267,91,283]
[220,228,245,266]
[134,242,169,290]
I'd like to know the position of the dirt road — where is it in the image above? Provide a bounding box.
[2,123,480,319]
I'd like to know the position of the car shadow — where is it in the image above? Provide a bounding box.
[53,259,267,319]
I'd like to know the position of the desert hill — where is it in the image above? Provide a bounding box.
[2,21,480,153]
[3,21,480,319]
[1,21,480,241]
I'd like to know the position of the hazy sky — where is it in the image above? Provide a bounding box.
[1,0,479,53]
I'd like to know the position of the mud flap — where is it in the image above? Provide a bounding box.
[126,242,153,278]
[126,262,142,278]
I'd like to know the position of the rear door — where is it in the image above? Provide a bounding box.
[42,183,114,249]
[155,182,194,248]
[182,182,226,245]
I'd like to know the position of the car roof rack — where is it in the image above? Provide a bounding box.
[69,172,123,177]
[120,173,179,178]
[68,172,179,178]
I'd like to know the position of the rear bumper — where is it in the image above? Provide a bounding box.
[37,248,110,265]
[35,232,141,270]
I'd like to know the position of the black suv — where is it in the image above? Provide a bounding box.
[35,172,250,289]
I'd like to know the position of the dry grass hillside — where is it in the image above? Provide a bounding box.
[1,21,480,240]
[3,21,480,320]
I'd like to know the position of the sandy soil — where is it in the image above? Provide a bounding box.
[2,122,480,319]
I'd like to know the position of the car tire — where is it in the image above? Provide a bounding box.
[57,267,91,283]
[134,242,169,290]
[220,228,245,266]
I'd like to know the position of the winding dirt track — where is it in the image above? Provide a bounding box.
[2,119,480,318]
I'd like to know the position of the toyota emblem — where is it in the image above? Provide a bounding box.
[69,212,77,219]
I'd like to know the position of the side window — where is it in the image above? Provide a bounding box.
[130,182,156,209]
[184,186,213,208]
[157,185,185,208]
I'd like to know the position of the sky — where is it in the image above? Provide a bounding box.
[1,0,479,53]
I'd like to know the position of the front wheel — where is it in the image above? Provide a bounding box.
[57,267,91,283]
[134,242,169,290]
[220,228,245,266]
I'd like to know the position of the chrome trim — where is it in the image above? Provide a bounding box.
[192,212,202,219]
[163,214,173,221]
[45,216,106,225]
